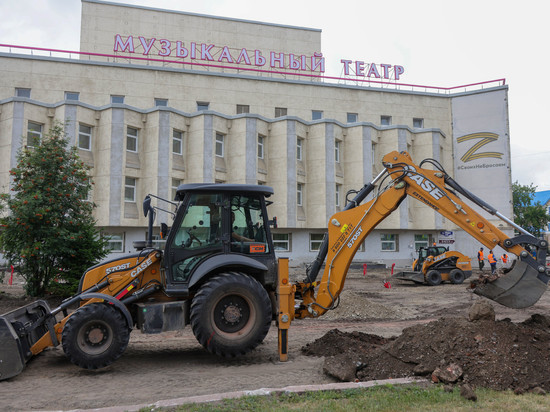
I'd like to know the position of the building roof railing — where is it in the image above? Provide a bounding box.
[0,43,506,95]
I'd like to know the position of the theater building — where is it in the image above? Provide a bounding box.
[0,0,513,267]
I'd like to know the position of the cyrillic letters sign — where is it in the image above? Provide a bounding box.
[113,34,404,80]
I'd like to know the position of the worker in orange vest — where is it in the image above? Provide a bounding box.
[477,247,484,270]
[501,253,510,269]
[488,250,497,274]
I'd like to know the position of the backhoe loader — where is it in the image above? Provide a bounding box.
[394,247,472,285]
[1,151,548,379]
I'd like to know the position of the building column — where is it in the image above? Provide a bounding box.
[432,131,443,229]
[10,102,25,170]
[286,120,297,226]
[362,125,373,185]
[245,117,257,184]
[64,104,78,146]
[203,114,214,182]
[109,108,124,226]
[325,122,335,223]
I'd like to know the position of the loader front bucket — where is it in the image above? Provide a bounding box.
[473,260,548,309]
[0,300,55,380]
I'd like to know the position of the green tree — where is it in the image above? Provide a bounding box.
[512,181,550,237]
[0,123,109,297]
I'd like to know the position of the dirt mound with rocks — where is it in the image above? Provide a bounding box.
[302,302,550,393]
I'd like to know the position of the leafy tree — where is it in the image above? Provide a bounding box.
[0,123,109,297]
[512,181,550,237]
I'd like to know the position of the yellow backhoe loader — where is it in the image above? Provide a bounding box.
[0,151,547,379]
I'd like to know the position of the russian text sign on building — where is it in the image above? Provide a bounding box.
[113,35,404,81]
[438,230,455,245]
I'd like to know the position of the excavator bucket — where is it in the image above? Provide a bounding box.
[473,260,548,309]
[0,300,55,380]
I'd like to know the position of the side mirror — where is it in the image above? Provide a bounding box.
[143,196,152,217]
[269,216,278,229]
[160,222,169,239]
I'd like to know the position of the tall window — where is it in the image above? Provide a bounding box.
[171,178,182,200]
[413,118,424,128]
[310,233,324,251]
[15,88,31,98]
[111,95,125,104]
[335,140,341,163]
[347,113,358,123]
[84,177,93,202]
[155,98,168,107]
[124,177,137,202]
[381,115,392,126]
[381,234,398,251]
[275,107,287,117]
[257,135,265,159]
[336,184,341,207]
[272,233,290,251]
[215,133,225,157]
[173,130,183,155]
[312,110,323,120]
[414,234,429,251]
[27,122,43,147]
[126,127,138,152]
[297,138,303,161]
[236,104,250,114]
[106,233,124,252]
[78,124,92,150]
[197,101,209,111]
[65,91,79,101]
[297,183,303,206]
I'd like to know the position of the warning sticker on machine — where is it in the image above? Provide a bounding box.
[250,244,266,253]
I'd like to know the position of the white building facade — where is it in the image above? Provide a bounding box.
[0,0,514,267]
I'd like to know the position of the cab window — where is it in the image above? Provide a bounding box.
[172,193,222,249]
[230,194,269,254]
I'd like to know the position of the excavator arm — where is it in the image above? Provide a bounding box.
[287,151,548,324]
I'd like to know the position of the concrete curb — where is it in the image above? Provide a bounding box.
[64,377,426,412]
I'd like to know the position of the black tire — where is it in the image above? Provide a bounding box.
[449,268,465,284]
[62,303,130,370]
[426,270,442,286]
[190,272,272,357]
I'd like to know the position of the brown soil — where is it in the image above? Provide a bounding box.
[304,316,550,393]
[1,267,550,410]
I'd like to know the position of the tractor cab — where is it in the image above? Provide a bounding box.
[413,246,448,271]
[161,184,278,296]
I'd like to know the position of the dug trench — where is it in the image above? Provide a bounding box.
[0,267,549,410]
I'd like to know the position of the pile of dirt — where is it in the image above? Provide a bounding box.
[302,303,550,393]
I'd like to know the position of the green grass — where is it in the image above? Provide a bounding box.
[138,384,550,412]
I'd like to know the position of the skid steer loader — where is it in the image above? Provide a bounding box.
[395,246,472,285]
[1,151,548,379]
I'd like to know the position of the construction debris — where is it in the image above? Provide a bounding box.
[303,303,550,393]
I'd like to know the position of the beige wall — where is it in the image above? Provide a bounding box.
[81,0,322,76]
[0,33,510,265]
[0,55,453,138]
[0,98,449,232]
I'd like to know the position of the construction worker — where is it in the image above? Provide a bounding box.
[489,250,498,273]
[477,247,484,270]
[501,253,509,268]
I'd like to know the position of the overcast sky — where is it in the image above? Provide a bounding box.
[1,0,549,192]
